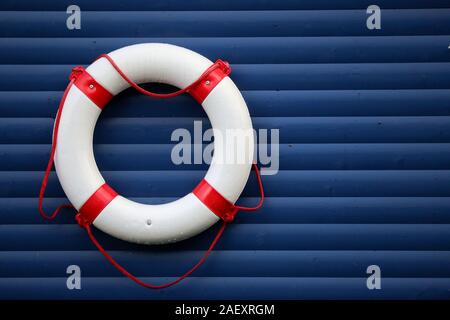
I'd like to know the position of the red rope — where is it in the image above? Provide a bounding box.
[38,79,75,220]
[98,54,230,99]
[85,221,227,289]
[234,163,265,212]
[38,57,264,289]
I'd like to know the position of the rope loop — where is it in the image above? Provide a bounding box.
[97,54,231,100]
[38,54,264,289]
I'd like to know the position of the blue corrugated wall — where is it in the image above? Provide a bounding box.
[1,0,450,299]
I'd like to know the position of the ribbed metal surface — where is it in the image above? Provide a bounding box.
[1,1,450,299]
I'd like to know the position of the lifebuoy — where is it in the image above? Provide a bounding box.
[53,43,256,245]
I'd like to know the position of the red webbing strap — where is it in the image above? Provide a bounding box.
[187,60,231,103]
[76,183,118,227]
[193,163,265,222]
[71,67,113,109]
[98,54,231,103]
[193,180,239,222]
[38,56,263,290]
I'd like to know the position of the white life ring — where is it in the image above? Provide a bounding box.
[54,43,254,245]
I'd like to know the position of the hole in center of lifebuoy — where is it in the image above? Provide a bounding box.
[146,219,152,226]
[94,82,209,204]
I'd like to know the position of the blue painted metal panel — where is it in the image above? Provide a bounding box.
[0,1,450,299]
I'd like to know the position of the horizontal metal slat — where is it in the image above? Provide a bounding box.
[2,89,450,118]
[2,117,449,144]
[2,170,450,197]
[2,63,450,91]
[4,197,450,225]
[2,0,450,11]
[2,36,450,64]
[1,10,450,37]
[2,250,450,278]
[1,277,450,299]
[2,224,450,251]
[1,143,450,171]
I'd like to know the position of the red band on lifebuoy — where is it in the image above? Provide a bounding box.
[187,59,231,104]
[71,67,113,109]
[193,179,238,222]
[76,183,118,226]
